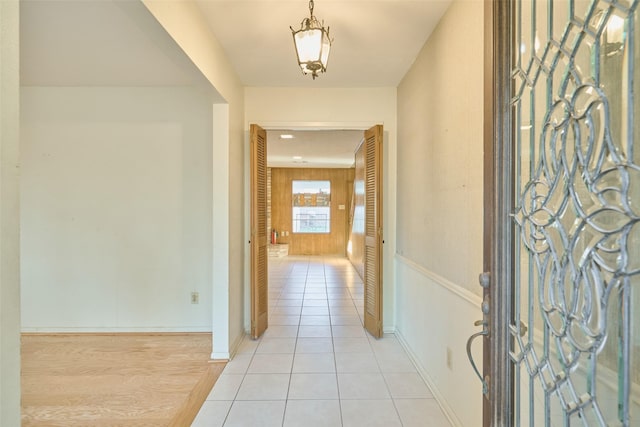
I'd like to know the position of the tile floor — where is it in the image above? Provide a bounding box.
[192,256,451,427]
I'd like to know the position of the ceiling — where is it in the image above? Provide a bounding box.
[266,129,363,168]
[20,0,451,166]
[195,0,452,87]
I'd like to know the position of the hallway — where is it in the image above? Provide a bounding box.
[192,256,451,426]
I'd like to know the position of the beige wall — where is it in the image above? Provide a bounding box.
[396,0,483,296]
[395,1,484,426]
[143,0,245,358]
[21,86,214,332]
[0,0,21,424]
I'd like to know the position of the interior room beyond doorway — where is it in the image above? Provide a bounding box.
[266,129,363,259]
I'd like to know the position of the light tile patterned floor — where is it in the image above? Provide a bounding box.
[192,256,451,427]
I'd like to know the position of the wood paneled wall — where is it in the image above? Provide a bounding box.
[270,168,355,256]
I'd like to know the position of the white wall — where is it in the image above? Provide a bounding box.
[245,87,398,332]
[396,1,484,426]
[142,0,246,358]
[21,86,213,332]
[0,0,21,424]
[395,258,483,427]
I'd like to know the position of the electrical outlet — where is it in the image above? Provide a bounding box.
[446,347,453,370]
[191,292,199,304]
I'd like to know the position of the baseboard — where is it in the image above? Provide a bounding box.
[395,329,463,427]
[21,330,212,336]
[212,331,245,361]
[229,332,245,358]
[21,326,212,334]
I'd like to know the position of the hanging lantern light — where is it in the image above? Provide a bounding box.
[290,0,332,79]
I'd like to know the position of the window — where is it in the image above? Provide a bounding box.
[292,180,330,233]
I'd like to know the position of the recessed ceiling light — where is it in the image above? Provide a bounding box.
[293,156,303,160]
[280,134,295,139]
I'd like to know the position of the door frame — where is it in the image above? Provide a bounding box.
[244,121,389,334]
[484,0,514,425]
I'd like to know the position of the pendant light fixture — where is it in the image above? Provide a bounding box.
[290,0,332,79]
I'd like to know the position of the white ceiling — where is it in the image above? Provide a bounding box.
[195,0,452,87]
[266,129,363,168]
[20,0,451,166]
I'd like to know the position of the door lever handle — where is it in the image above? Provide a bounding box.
[466,323,489,395]
[467,271,490,395]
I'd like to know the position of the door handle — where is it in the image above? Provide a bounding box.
[467,321,489,395]
[466,272,490,395]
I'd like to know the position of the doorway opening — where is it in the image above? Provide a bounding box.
[249,124,384,339]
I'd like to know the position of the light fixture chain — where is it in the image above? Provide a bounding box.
[309,0,314,17]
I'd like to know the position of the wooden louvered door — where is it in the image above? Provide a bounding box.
[250,124,268,339]
[363,125,383,338]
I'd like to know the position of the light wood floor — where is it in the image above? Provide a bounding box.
[21,333,226,427]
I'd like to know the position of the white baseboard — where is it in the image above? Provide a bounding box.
[222,332,246,361]
[395,329,463,427]
[21,326,212,333]
[211,351,230,360]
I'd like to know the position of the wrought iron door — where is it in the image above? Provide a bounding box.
[485,0,640,426]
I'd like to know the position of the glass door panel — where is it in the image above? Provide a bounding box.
[511,1,639,425]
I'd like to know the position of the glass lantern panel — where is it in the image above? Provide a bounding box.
[320,31,331,68]
[294,29,322,63]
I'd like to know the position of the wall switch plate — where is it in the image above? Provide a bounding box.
[191,292,199,304]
